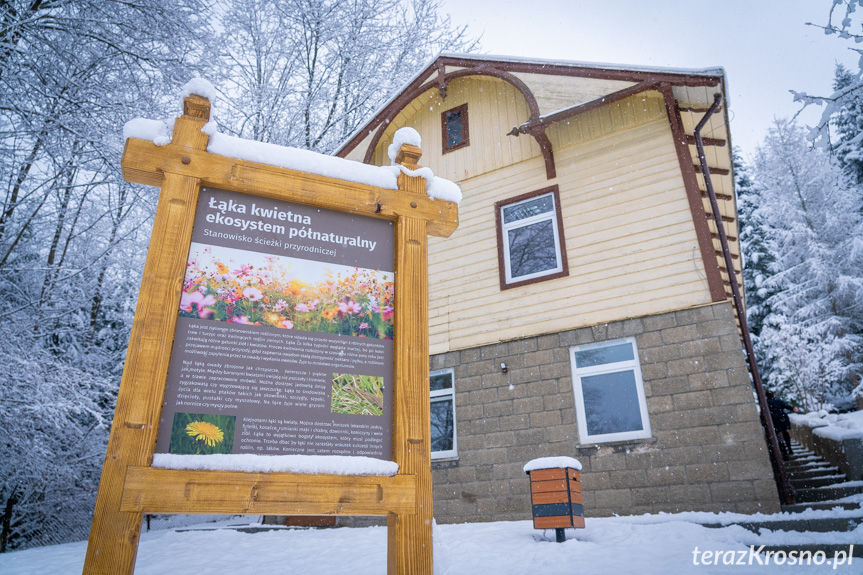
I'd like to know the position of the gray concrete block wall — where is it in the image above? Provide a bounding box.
[430,301,781,524]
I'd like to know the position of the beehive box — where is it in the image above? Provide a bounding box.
[528,467,584,529]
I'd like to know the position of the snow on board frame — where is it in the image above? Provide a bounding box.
[84,88,458,575]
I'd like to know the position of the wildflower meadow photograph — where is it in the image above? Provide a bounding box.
[179,243,394,339]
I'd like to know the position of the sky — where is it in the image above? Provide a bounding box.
[438,0,860,157]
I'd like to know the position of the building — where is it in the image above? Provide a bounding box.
[336,54,780,521]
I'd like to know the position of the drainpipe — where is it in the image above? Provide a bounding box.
[693,93,795,505]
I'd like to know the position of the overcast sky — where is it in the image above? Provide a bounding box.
[439,0,858,157]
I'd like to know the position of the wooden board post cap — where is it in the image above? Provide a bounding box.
[183,93,211,120]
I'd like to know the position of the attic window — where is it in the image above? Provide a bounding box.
[442,104,469,153]
[495,186,568,290]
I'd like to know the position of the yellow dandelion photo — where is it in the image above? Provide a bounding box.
[168,412,236,455]
[185,421,224,446]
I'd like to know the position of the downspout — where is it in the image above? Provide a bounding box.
[693,93,795,505]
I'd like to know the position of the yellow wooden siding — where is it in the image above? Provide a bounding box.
[369,76,541,180]
[511,73,636,116]
[547,91,667,150]
[428,116,713,355]
[341,131,374,162]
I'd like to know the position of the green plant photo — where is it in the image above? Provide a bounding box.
[331,373,385,416]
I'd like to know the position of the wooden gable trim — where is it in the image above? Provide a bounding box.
[685,134,725,147]
[348,64,557,179]
[510,81,657,136]
[693,164,730,176]
[341,66,539,161]
[658,83,727,302]
[337,55,722,165]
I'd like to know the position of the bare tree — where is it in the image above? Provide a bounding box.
[0,0,211,551]
[212,0,478,152]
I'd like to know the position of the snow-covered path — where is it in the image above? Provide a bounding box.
[2,512,861,574]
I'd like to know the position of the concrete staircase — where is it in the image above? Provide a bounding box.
[703,440,863,558]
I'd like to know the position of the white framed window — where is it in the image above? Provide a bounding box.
[430,368,457,459]
[495,186,568,290]
[569,337,651,444]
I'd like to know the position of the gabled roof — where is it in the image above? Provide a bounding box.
[336,53,728,160]
[336,54,742,325]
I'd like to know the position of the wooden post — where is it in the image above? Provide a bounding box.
[84,96,209,574]
[389,144,433,574]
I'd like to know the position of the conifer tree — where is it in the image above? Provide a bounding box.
[830,64,863,184]
[749,121,863,410]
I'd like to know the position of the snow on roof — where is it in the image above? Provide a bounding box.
[435,52,726,79]
[152,453,399,476]
[523,456,582,473]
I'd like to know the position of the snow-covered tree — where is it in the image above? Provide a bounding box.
[830,64,863,183]
[748,120,863,411]
[792,1,863,149]
[0,0,210,551]
[210,0,478,152]
[737,149,778,384]
[0,0,476,551]
[0,340,115,551]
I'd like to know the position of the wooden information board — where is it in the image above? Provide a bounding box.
[83,92,458,574]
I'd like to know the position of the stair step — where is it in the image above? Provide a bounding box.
[784,459,830,472]
[784,455,821,466]
[795,484,863,503]
[786,454,819,463]
[782,501,862,513]
[791,474,848,489]
[702,515,863,534]
[788,466,842,480]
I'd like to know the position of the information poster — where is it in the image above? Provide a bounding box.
[154,187,394,460]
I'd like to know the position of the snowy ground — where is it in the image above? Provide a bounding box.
[2,509,862,575]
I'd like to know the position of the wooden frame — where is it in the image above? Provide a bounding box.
[83,93,457,574]
[441,103,469,153]
[494,185,569,290]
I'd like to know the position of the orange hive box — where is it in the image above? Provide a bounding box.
[524,456,584,534]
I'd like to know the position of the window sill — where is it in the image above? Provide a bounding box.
[431,457,459,469]
[575,436,657,452]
